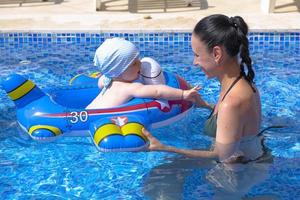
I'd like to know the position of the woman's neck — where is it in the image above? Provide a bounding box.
[218,60,241,93]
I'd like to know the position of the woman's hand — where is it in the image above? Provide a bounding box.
[142,128,166,151]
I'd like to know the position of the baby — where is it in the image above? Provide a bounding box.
[97,56,166,88]
[86,38,201,109]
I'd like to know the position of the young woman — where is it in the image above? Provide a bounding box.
[143,14,266,163]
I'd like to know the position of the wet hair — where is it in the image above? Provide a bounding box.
[193,14,255,83]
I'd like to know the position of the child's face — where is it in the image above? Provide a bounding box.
[120,58,141,82]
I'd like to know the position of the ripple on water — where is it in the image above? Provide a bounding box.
[0,40,299,200]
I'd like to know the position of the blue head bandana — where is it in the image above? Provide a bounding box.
[93,38,139,95]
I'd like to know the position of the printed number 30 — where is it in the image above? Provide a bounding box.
[69,111,88,123]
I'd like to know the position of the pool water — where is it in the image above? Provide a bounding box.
[0,33,299,200]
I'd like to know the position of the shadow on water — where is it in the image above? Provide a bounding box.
[0,106,19,139]
[141,119,293,200]
[142,154,280,200]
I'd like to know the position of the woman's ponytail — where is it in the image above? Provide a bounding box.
[232,16,255,83]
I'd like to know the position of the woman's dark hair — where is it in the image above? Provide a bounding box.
[193,14,255,83]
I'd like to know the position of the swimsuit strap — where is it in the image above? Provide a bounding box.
[258,125,286,136]
[207,105,216,119]
[206,72,253,120]
[206,73,243,119]
[221,73,243,102]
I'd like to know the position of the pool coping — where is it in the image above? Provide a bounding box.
[1,29,300,33]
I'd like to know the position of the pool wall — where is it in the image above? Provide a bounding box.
[0,32,299,47]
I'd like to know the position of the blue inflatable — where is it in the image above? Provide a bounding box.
[1,71,193,152]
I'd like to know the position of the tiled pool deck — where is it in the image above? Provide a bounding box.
[0,0,299,32]
[0,0,299,52]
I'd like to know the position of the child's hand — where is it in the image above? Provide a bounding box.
[182,85,201,102]
[183,86,211,108]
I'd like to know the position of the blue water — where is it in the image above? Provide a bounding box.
[0,38,299,200]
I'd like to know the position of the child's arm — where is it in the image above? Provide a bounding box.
[128,82,200,101]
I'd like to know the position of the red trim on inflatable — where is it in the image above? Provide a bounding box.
[43,100,185,117]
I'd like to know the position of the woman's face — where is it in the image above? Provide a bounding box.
[120,58,141,81]
[191,34,219,78]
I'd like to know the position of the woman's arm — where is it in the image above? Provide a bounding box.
[215,97,243,144]
[213,97,244,161]
[143,128,218,159]
[142,98,244,160]
[162,145,218,158]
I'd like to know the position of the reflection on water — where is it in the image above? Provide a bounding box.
[207,163,271,199]
[143,153,280,200]
[0,36,299,199]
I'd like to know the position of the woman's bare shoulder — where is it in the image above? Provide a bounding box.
[223,81,257,106]
[219,94,243,112]
[219,82,258,117]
